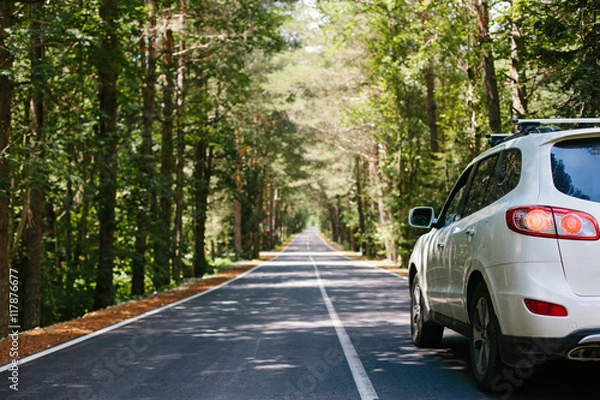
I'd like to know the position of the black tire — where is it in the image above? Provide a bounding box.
[410,274,443,348]
[469,282,506,392]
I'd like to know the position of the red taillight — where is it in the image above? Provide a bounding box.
[524,299,568,317]
[524,209,553,233]
[506,206,600,240]
[560,213,583,235]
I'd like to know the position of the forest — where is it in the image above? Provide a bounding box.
[1,0,599,338]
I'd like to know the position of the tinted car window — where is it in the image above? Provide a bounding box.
[440,168,472,227]
[496,149,521,198]
[462,149,522,217]
[463,154,500,217]
[551,138,600,202]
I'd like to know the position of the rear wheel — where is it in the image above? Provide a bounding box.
[410,274,443,347]
[469,282,505,392]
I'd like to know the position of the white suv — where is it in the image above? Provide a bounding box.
[408,119,600,393]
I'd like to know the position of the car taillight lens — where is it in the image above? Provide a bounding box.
[559,213,583,235]
[506,206,600,240]
[524,299,568,317]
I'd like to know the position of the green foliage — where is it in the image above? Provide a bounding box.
[292,0,600,264]
[2,0,295,328]
[526,0,600,115]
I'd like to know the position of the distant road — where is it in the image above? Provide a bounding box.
[1,229,597,399]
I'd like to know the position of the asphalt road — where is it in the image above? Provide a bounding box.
[1,229,598,399]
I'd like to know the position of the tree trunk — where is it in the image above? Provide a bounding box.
[509,2,527,119]
[474,0,501,133]
[268,186,276,248]
[354,156,368,256]
[254,175,264,258]
[233,143,243,260]
[94,0,120,310]
[173,0,187,283]
[154,19,175,289]
[132,0,157,296]
[425,60,440,153]
[371,146,397,262]
[23,4,45,329]
[193,139,212,277]
[273,187,281,246]
[233,200,242,259]
[419,5,440,154]
[335,197,342,244]
[0,0,15,338]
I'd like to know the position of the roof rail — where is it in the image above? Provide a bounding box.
[514,118,600,133]
[488,119,600,147]
[487,133,511,147]
[514,118,600,125]
[488,118,600,147]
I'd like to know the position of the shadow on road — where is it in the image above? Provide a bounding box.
[429,333,599,399]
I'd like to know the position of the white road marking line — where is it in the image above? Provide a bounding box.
[308,237,380,400]
[0,239,304,372]
[0,264,262,372]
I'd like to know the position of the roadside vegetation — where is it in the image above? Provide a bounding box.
[1,0,598,336]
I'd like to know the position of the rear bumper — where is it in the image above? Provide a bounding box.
[499,329,600,366]
[485,262,600,338]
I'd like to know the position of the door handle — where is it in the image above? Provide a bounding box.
[466,229,475,240]
[437,242,445,250]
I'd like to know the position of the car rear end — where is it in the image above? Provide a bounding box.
[489,129,600,364]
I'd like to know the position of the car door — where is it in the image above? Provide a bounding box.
[444,151,522,322]
[425,167,472,316]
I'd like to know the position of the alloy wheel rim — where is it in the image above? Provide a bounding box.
[472,297,491,376]
[411,283,421,337]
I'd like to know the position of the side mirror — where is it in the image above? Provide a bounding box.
[408,207,436,229]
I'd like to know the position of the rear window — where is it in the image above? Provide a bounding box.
[551,138,600,202]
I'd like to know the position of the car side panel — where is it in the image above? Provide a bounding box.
[409,229,452,316]
[425,227,453,316]
[444,215,476,322]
